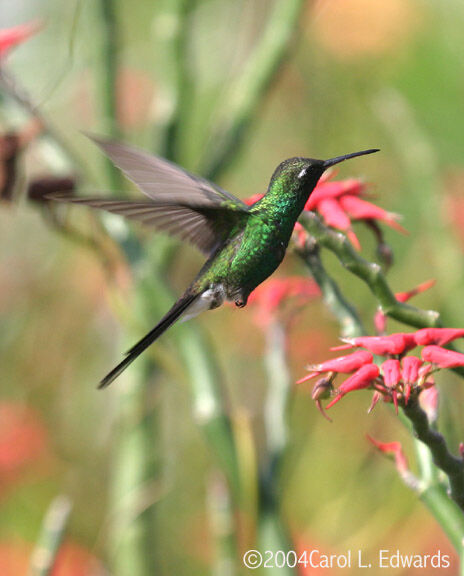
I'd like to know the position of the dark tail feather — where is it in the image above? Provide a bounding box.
[99,293,198,389]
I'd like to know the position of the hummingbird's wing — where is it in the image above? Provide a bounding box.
[49,135,250,255]
[88,135,248,209]
[50,194,247,255]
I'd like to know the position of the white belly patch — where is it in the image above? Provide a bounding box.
[181,285,226,322]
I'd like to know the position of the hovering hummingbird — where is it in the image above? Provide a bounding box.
[52,137,379,387]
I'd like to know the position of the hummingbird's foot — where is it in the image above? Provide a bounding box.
[235,297,247,308]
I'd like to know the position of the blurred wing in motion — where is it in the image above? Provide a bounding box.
[49,136,251,255]
[87,134,249,208]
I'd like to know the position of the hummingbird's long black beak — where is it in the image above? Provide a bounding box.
[323,148,380,168]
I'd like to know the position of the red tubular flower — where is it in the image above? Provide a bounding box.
[248,276,320,326]
[0,22,42,58]
[332,333,416,355]
[316,197,361,250]
[421,345,464,368]
[382,358,401,387]
[304,178,365,211]
[297,350,373,384]
[338,195,408,234]
[367,436,409,475]
[395,279,436,303]
[401,356,423,405]
[326,364,380,409]
[414,327,464,347]
[381,358,401,412]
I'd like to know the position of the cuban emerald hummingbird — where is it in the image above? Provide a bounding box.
[52,137,378,387]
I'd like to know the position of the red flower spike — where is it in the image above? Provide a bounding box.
[316,197,361,250]
[339,195,408,234]
[297,350,373,384]
[304,178,365,211]
[395,279,436,303]
[459,443,464,460]
[414,327,464,347]
[0,21,42,58]
[367,436,409,475]
[421,345,464,369]
[332,333,416,356]
[326,364,380,409]
[420,386,439,423]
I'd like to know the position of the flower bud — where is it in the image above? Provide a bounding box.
[419,386,439,424]
[367,436,409,475]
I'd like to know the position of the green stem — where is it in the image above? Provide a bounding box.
[419,483,464,554]
[203,0,306,179]
[264,321,291,462]
[207,472,236,576]
[108,358,160,576]
[258,320,295,573]
[403,398,464,511]
[156,0,197,161]
[28,496,72,576]
[138,272,241,497]
[97,0,124,190]
[300,212,441,328]
[295,240,365,338]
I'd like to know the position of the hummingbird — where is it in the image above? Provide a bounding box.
[51,137,379,387]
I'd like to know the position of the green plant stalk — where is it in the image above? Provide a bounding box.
[295,240,365,338]
[97,0,124,190]
[207,472,236,576]
[108,356,160,576]
[203,0,307,179]
[419,483,464,555]
[137,271,241,497]
[297,217,464,558]
[300,212,441,328]
[403,398,464,511]
[259,319,295,573]
[156,0,197,161]
[28,496,72,576]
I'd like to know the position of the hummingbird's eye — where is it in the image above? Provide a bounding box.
[297,167,308,179]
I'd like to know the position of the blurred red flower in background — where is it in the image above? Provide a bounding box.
[0,22,42,59]
[0,403,50,495]
[0,541,103,576]
[248,276,320,327]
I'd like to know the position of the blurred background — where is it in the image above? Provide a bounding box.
[1,0,464,574]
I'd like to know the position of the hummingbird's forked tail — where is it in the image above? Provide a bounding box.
[99,293,199,388]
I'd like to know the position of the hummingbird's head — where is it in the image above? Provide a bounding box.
[270,148,379,194]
